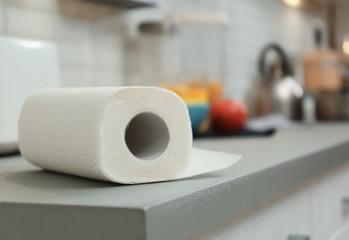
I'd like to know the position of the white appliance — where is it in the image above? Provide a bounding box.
[0,37,60,154]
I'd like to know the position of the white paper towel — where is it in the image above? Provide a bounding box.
[19,87,240,184]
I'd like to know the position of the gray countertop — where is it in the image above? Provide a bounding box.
[1,124,349,240]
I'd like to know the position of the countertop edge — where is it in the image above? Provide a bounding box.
[145,139,349,240]
[0,202,147,240]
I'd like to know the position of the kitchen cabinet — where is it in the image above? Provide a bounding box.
[188,162,349,240]
[310,164,349,240]
[187,177,311,240]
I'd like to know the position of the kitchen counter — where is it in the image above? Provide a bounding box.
[1,124,349,240]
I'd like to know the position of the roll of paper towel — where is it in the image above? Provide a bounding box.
[19,87,240,184]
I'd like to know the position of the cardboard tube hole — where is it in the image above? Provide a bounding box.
[125,112,170,160]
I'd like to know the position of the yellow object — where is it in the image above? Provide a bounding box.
[161,84,209,104]
[186,88,209,104]
[161,84,189,100]
[162,79,223,105]
[207,81,224,103]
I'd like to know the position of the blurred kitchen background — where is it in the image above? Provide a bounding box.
[3,0,349,145]
[0,0,330,91]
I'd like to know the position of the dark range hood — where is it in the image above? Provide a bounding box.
[84,0,156,8]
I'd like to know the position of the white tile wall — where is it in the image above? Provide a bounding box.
[0,0,123,88]
[0,3,4,34]
[119,0,325,101]
[6,7,56,40]
[60,68,93,87]
[224,0,321,100]
[0,0,326,101]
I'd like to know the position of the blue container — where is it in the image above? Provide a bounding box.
[187,103,210,134]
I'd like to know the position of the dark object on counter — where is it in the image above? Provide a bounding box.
[0,142,19,157]
[338,60,349,120]
[193,127,275,138]
[253,43,303,120]
[316,91,341,120]
[340,89,349,119]
[302,89,349,121]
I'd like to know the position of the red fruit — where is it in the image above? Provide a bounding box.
[210,99,248,133]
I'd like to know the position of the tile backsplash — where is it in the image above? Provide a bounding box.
[0,0,325,101]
